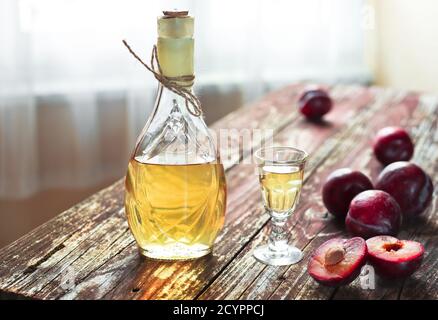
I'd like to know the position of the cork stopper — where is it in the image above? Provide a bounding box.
[162,10,188,18]
[158,10,194,39]
[156,9,194,86]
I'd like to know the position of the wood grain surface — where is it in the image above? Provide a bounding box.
[0,84,436,300]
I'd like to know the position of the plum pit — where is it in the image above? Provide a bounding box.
[324,245,346,266]
[383,242,403,252]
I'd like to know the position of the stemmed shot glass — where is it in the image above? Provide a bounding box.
[253,146,308,266]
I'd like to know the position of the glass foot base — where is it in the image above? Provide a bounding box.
[253,245,303,266]
[139,243,211,261]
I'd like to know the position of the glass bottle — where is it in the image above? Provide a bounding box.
[124,11,227,260]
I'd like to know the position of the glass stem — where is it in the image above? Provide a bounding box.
[268,214,289,253]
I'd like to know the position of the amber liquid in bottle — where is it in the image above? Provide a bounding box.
[125,156,226,260]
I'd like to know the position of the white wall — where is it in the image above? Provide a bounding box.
[369,0,438,93]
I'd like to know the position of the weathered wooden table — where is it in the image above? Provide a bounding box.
[1,84,437,300]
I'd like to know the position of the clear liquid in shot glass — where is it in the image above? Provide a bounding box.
[259,165,304,213]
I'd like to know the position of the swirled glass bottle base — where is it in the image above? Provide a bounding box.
[125,159,226,261]
[139,243,212,261]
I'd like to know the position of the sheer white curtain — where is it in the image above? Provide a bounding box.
[0,0,370,198]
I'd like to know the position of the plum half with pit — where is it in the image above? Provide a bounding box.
[298,88,332,120]
[322,168,373,218]
[373,127,414,165]
[366,236,424,278]
[346,190,402,239]
[308,237,367,287]
[376,161,434,218]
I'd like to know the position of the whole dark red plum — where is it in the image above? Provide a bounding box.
[373,127,414,165]
[322,168,373,218]
[298,89,332,120]
[376,161,433,218]
[346,190,402,239]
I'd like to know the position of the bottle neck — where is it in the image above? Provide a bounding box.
[156,37,194,88]
[155,85,197,118]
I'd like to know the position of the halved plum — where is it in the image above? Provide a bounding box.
[366,236,424,278]
[308,237,367,286]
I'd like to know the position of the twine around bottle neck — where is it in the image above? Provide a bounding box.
[122,40,202,117]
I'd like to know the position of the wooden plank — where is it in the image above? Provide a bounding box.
[264,93,437,300]
[397,99,438,300]
[0,182,126,296]
[200,90,438,300]
[0,84,303,298]
[197,88,397,300]
[99,85,374,300]
[332,94,438,300]
[2,85,435,300]
[101,85,374,300]
[0,84,372,300]
[0,83,306,299]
